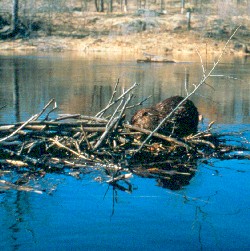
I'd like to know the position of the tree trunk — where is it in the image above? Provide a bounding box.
[160,0,164,12]
[109,0,113,12]
[12,0,19,32]
[100,0,104,12]
[124,0,128,12]
[95,0,99,12]
[181,0,185,13]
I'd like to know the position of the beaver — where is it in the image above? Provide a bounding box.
[131,96,199,138]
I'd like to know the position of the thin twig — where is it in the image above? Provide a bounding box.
[126,95,152,109]
[113,94,133,131]
[95,82,139,117]
[44,101,57,121]
[108,78,120,105]
[48,137,94,161]
[0,115,37,143]
[33,99,55,121]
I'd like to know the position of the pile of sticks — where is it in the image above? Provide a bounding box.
[0,82,249,193]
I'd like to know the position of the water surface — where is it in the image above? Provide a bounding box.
[0,52,249,250]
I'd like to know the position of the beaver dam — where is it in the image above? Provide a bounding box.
[0,79,249,193]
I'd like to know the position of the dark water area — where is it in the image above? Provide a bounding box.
[0,52,249,250]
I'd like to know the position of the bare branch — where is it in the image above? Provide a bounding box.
[95,82,139,117]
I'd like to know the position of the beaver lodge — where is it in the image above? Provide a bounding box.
[0,80,249,194]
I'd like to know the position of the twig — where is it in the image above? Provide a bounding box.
[33,99,55,121]
[95,82,139,117]
[48,137,94,161]
[93,117,120,150]
[125,124,190,149]
[106,173,133,183]
[0,99,58,143]
[44,101,57,121]
[106,98,124,128]
[0,115,37,143]
[188,139,216,149]
[195,47,206,78]
[126,95,152,109]
[108,78,120,105]
[79,125,92,150]
[113,94,133,131]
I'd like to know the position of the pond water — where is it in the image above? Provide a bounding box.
[0,52,249,251]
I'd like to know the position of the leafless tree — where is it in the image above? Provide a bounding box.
[12,0,19,32]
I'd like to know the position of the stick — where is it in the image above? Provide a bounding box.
[95,82,139,117]
[48,138,95,161]
[106,173,133,183]
[93,116,120,150]
[126,95,152,109]
[33,99,55,121]
[114,94,133,130]
[125,124,190,149]
[0,99,57,143]
[107,78,120,105]
[0,115,37,143]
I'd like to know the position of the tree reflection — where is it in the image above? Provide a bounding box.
[2,190,34,250]
[12,59,20,122]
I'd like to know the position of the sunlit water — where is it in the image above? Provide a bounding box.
[0,52,249,250]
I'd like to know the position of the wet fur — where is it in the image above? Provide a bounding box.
[131,96,199,138]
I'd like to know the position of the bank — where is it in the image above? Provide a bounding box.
[0,12,249,58]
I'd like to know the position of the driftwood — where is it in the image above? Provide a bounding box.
[137,52,176,63]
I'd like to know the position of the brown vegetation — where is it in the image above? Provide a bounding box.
[0,1,250,56]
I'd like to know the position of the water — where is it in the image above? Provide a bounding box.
[0,52,249,250]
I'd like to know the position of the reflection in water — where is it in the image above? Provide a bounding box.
[126,158,198,191]
[0,53,249,124]
[1,191,34,251]
[13,60,20,122]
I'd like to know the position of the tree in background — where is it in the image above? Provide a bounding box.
[12,0,19,32]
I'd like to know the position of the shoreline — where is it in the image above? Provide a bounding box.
[0,31,247,58]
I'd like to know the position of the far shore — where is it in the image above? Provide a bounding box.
[1,11,249,60]
[0,33,248,60]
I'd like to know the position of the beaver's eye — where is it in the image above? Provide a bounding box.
[142,111,148,116]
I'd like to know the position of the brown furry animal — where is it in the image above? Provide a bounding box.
[131,96,199,138]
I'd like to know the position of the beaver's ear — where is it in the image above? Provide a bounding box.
[142,111,149,116]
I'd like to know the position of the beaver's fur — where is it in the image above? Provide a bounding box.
[131,96,199,138]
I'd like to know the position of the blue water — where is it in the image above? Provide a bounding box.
[1,158,249,251]
[0,53,249,250]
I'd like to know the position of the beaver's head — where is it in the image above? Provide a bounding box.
[131,108,160,131]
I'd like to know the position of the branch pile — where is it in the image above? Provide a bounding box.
[0,82,249,193]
